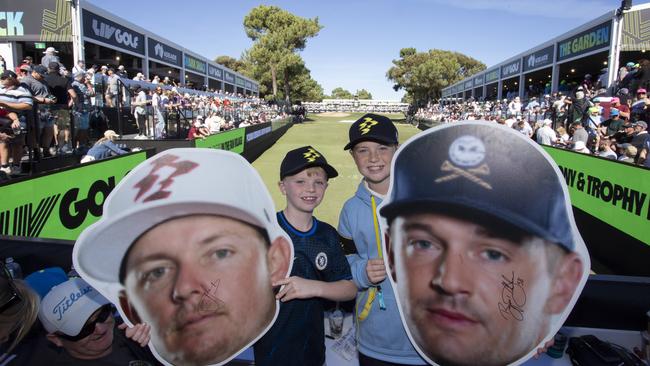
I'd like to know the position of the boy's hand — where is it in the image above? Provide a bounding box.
[366,259,386,284]
[274,276,317,302]
[533,339,554,359]
[118,322,151,347]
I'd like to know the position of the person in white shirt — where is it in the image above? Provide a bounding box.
[536,119,557,145]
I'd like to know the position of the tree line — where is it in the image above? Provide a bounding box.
[216,6,485,105]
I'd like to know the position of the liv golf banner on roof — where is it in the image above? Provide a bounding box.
[82,9,145,55]
[0,152,148,241]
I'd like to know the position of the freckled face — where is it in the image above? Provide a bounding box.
[124,215,276,366]
[391,213,553,366]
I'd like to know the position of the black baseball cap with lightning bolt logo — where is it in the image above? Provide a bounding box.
[344,113,399,150]
[280,146,339,180]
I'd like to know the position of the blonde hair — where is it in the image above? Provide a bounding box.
[93,134,117,146]
[0,280,39,352]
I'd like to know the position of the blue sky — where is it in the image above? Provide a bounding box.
[91,0,628,100]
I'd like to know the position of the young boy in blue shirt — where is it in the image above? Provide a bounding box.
[254,145,356,366]
[338,114,426,365]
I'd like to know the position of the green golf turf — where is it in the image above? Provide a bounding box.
[252,113,422,227]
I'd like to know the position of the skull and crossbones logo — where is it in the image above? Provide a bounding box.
[435,135,492,190]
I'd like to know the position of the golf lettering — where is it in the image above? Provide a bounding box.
[91,18,139,49]
[60,177,116,229]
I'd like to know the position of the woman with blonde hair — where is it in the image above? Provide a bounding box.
[80,129,128,163]
[0,266,39,357]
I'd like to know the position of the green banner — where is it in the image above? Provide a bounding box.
[544,147,650,244]
[194,128,245,153]
[0,152,147,241]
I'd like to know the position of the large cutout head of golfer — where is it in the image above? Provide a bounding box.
[379,122,589,366]
[73,148,293,366]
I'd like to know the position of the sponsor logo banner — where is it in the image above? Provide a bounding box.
[501,59,521,78]
[473,74,484,87]
[0,152,147,240]
[544,146,650,244]
[194,128,245,153]
[523,45,554,72]
[208,64,223,80]
[557,21,611,61]
[184,54,206,74]
[82,9,144,55]
[236,77,246,87]
[485,68,500,83]
[224,71,235,84]
[148,38,181,66]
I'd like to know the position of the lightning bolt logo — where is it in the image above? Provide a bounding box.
[303,148,321,162]
[359,117,379,135]
[40,0,72,42]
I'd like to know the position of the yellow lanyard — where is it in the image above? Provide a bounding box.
[356,196,386,322]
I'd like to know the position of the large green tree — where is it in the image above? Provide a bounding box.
[356,88,372,100]
[387,48,485,104]
[214,55,248,73]
[243,5,322,102]
[330,87,354,99]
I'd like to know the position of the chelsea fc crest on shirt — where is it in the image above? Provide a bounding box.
[315,252,328,270]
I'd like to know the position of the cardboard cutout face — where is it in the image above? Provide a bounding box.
[379,122,590,366]
[72,148,294,366]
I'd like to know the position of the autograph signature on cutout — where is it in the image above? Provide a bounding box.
[498,272,526,321]
[198,279,225,313]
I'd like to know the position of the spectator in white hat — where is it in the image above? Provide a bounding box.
[73,148,293,366]
[536,119,557,146]
[40,47,59,68]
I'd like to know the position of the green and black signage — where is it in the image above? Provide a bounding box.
[0,152,147,241]
[194,128,245,153]
[544,147,649,245]
[485,68,500,83]
[557,21,611,62]
[184,54,206,74]
[82,9,145,55]
[1,0,72,41]
[236,77,246,87]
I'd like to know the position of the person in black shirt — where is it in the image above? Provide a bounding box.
[43,62,76,153]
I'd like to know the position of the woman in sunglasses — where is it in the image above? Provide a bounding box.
[0,263,40,357]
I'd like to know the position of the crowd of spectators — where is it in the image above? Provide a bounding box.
[0,48,280,181]
[416,61,650,168]
[304,100,408,114]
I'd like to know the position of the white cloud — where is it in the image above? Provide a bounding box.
[428,0,614,20]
